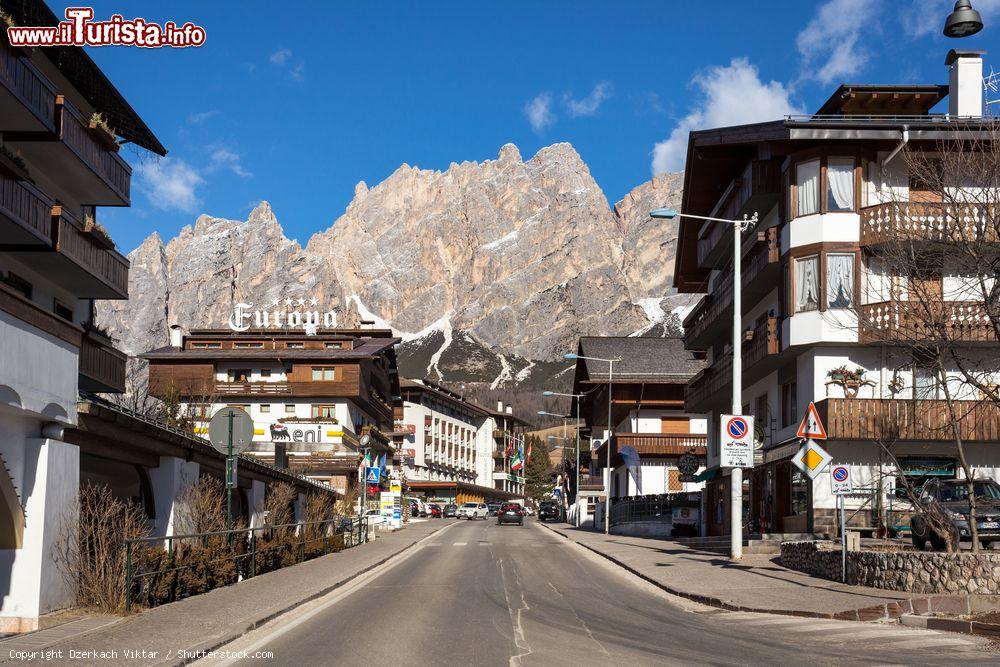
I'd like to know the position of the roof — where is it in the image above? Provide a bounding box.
[815,84,948,116]
[142,337,400,360]
[399,378,492,418]
[2,0,166,156]
[575,336,705,383]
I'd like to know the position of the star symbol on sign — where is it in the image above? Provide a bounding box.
[309,296,318,306]
[296,297,306,306]
[284,298,293,307]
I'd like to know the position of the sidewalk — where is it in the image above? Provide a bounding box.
[544,524,966,621]
[0,520,450,666]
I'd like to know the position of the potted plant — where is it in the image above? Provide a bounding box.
[83,212,116,249]
[88,113,119,152]
[0,144,30,180]
[826,366,874,398]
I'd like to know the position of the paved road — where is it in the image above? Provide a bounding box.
[216,520,997,666]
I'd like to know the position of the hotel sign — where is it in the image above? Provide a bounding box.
[228,297,340,335]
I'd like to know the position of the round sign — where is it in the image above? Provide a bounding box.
[726,417,749,439]
[359,433,372,448]
[832,465,849,482]
[208,407,255,455]
[678,453,699,475]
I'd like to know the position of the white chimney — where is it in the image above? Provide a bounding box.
[946,49,984,118]
[497,401,504,412]
[505,406,512,415]
[169,324,184,348]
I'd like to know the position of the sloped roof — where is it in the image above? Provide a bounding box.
[575,336,705,383]
[142,337,400,360]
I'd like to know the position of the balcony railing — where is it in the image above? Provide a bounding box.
[0,170,53,244]
[859,301,997,343]
[52,205,129,298]
[215,382,292,395]
[0,41,57,131]
[697,159,780,268]
[685,351,732,412]
[57,98,131,204]
[79,329,126,393]
[741,226,780,309]
[743,316,781,375]
[815,398,1000,443]
[682,271,733,348]
[860,202,1000,245]
[613,432,707,455]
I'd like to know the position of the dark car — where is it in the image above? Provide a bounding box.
[487,503,502,517]
[910,478,1000,550]
[497,503,524,526]
[538,501,560,522]
[443,503,458,518]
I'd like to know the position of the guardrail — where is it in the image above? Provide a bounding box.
[124,518,369,611]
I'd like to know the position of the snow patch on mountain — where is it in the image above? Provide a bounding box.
[426,313,454,380]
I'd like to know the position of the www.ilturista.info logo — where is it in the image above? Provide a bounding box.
[6,7,206,48]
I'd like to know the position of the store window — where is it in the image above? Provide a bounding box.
[826,253,854,308]
[894,457,956,499]
[794,256,820,312]
[826,158,855,211]
[795,159,820,216]
[790,470,809,516]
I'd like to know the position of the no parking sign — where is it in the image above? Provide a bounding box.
[830,465,853,495]
[719,414,754,469]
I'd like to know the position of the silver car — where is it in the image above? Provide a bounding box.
[457,502,488,520]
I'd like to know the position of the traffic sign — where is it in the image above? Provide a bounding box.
[208,407,255,455]
[830,465,853,495]
[792,439,833,479]
[796,402,828,440]
[365,466,380,484]
[719,414,754,469]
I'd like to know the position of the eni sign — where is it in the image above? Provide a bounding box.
[269,421,341,444]
[229,297,339,336]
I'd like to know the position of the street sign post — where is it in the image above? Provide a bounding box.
[719,414,754,468]
[830,464,852,583]
[208,407,254,533]
[791,439,833,480]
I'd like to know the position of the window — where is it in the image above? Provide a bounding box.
[53,299,74,322]
[914,366,939,400]
[781,382,797,427]
[228,369,251,382]
[190,404,210,419]
[260,404,270,414]
[312,404,336,419]
[286,342,304,349]
[2,271,32,299]
[826,158,855,211]
[227,403,250,412]
[826,253,854,308]
[794,256,820,312]
[325,342,343,349]
[234,342,263,349]
[285,404,295,414]
[795,159,820,216]
[191,342,222,349]
[311,367,336,381]
[260,368,272,378]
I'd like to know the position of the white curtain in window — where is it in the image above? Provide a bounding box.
[796,160,819,217]
[913,367,939,400]
[827,159,854,211]
[827,253,854,308]
[795,256,820,312]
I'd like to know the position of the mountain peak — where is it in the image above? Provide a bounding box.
[248,200,277,225]
[497,143,522,163]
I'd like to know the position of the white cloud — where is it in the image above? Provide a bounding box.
[187,109,219,124]
[269,48,292,66]
[797,0,877,85]
[208,148,252,178]
[564,81,613,117]
[524,92,556,132]
[651,58,802,175]
[901,0,1000,37]
[290,62,305,83]
[136,158,204,212]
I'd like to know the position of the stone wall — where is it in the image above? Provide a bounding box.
[780,541,1000,595]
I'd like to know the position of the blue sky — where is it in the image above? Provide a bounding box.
[71,0,999,252]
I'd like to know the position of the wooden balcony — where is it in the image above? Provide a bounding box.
[696,159,781,269]
[0,170,53,245]
[215,381,292,395]
[682,271,733,349]
[741,226,780,310]
[79,328,126,393]
[0,42,57,133]
[613,432,707,456]
[815,398,1000,443]
[685,351,732,412]
[860,202,1000,246]
[0,280,81,348]
[859,301,997,344]
[743,316,782,382]
[6,96,130,206]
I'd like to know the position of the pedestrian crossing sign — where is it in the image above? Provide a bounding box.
[792,439,833,480]
[365,467,380,484]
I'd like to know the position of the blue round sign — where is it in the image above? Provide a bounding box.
[832,466,849,482]
[727,417,748,439]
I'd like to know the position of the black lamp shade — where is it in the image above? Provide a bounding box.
[944,0,984,38]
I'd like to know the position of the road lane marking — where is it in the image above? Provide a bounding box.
[453,542,467,546]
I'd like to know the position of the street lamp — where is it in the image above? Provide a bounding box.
[944,0,983,37]
[561,354,620,534]
[650,207,757,560]
[542,393,586,527]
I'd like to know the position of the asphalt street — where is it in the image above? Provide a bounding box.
[214,519,998,666]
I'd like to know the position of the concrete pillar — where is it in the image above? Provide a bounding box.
[248,480,266,528]
[294,492,306,523]
[147,456,200,538]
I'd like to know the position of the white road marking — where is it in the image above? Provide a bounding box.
[453,542,467,546]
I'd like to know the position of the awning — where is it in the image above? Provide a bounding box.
[694,466,720,482]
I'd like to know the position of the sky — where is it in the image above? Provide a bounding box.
[66,0,1000,252]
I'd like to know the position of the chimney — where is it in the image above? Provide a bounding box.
[946,49,985,118]
[505,406,512,415]
[497,401,504,412]
[169,324,184,348]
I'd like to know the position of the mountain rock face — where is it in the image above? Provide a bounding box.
[98,143,688,389]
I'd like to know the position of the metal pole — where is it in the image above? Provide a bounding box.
[731,221,743,561]
[605,359,614,535]
[575,397,581,527]
[840,494,847,583]
[226,411,233,534]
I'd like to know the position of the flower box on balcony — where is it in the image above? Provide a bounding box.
[0,147,30,181]
[88,115,120,152]
[83,217,116,250]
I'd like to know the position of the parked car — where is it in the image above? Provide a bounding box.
[443,504,458,518]
[911,477,1000,550]
[487,503,502,517]
[523,506,535,516]
[538,501,561,522]
[428,504,442,518]
[497,503,524,526]
[365,509,386,527]
[407,500,420,517]
[458,502,488,520]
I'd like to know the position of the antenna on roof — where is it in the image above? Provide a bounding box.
[985,67,1000,113]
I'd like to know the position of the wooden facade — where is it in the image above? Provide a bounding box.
[815,398,1000,443]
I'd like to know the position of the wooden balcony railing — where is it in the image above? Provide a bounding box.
[743,316,781,372]
[815,398,1000,443]
[79,329,126,393]
[860,202,1000,245]
[859,301,997,343]
[0,41,57,130]
[685,351,732,411]
[682,271,733,348]
[741,226,780,308]
[0,170,53,244]
[697,160,780,268]
[57,98,131,204]
[215,382,292,395]
[579,474,604,489]
[613,432,707,455]
[360,425,392,450]
[53,205,129,298]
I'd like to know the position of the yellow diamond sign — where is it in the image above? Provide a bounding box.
[792,439,833,479]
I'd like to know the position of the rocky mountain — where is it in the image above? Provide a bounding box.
[97,142,689,393]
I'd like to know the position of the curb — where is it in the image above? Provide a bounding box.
[901,613,1000,640]
[541,523,947,624]
[174,521,452,665]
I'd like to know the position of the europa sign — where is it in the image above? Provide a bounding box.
[229,297,339,335]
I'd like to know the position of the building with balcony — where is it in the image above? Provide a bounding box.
[397,379,524,504]
[0,1,164,631]
[672,50,1000,537]
[143,328,401,495]
[569,337,707,531]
